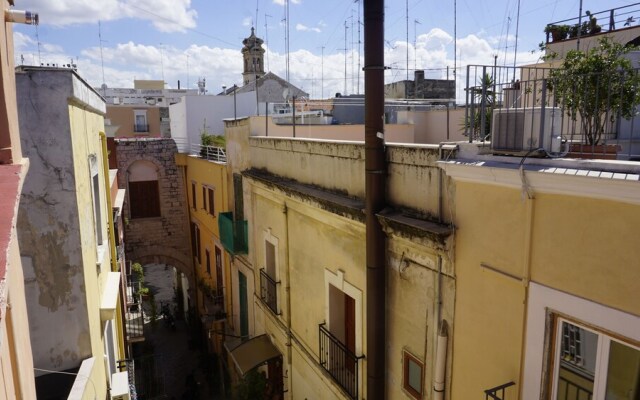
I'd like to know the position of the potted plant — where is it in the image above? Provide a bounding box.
[547,37,640,155]
[461,73,495,140]
[545,24,569,42]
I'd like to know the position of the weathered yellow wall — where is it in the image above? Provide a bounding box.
[450,177,640,398]
[451,182,527,399]
[530,193,640,315]
[180,154,232,326]
[68,103,109,398]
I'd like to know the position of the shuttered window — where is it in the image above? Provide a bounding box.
[129,180,160,219]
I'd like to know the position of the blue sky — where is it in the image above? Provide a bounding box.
[12,0,639,100]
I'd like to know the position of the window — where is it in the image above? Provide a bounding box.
[215,246,223,290]
[190,222,201,265]
[191,182,197,209]
[522,282,640,399]
[233,174,244,220]
[551,318,640,400]
[128,161,160,219]
[403,350,424,399]
[134,110,148,132]
[203,186,215,216]
[205,249,211,275]
[89,155,103,246]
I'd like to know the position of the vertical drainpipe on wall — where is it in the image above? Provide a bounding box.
[100,132,127,360]
[518,182,535,398]
[282,202,293,399]
[364,0,387,399]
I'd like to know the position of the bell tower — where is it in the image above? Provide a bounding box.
[242,27,265,86]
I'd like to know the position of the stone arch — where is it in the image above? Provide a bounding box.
[129,247,194,294]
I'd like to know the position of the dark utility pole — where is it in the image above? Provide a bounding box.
[364,0,386,398]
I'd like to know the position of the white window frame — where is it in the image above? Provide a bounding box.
[323,269,363,397]
[522,282,640,400]
[263,229,280,312]
[133,109,148,132]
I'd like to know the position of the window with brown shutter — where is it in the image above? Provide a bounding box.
[129,180,161,219]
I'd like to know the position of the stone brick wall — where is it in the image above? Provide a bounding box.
[115,138,192,281]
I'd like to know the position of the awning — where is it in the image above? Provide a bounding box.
[226,334,281,376]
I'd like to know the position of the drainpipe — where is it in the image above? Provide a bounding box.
[364,0,386,399]
[433,320,448,400]
[282,203,293,399]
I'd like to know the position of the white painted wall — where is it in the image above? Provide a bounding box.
[169,92,258,151]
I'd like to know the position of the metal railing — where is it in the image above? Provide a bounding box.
[126,277,144,341]
[558,376,593,400]
[545,3,640,44]
[133,123,149,133]
[465,64,640,160]
[203,289,226,320]
[485,381,516,400]
[319,323,361,399]
[190,144,227,163]
[260,268,278,314]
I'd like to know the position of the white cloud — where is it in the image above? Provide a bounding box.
[17,0,197,33]
[14,26,542,103]
[296,23,321,33]
[242,17,252,27]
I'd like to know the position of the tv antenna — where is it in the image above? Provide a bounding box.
[99,21,106,94]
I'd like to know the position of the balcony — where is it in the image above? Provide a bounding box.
[133,123,149,133]
[260,269,278,314]
[218,212,248,255]
[318,323,362,399]
[464,63,640,160]
[191,144,227,163]
[485,381,516,400]
[125,276,145,342]
[544,3,640,44]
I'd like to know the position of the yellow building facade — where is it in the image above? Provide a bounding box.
[441,144,640,399]
[223,117,455,400]
[176,152,233,351]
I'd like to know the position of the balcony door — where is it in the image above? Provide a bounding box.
[239,271,249,339]
[329,284,356,357]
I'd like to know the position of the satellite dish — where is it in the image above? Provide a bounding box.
[283,88,290,100]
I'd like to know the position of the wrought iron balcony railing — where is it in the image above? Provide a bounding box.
[485,381,516,400]
[125,278,144,341]
[134,123,149,133]
[318,323,362,399]
[260,268,278,314]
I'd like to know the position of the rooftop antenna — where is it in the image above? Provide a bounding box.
[159,43,165,87]
[285,0,290,82]
[406,0,409,81]
[355,0,362,94]
[454,0,457,82]
[265,13,273,71]
[320,46,325,98]
[343,21,348,95]
[35,23,42,65]
[414,19,421,72]
[350,11,355,94]
[98,21,106,95]
[512,0,521,82]
[255,0,259,36]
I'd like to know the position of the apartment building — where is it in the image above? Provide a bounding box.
[16,66,128,399]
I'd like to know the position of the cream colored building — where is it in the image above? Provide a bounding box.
[222,117,455,399]
[16,67,128,399]
[440,142,640,399]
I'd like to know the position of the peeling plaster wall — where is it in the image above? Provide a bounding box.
[15,68,108,390]
[115,138,192,281]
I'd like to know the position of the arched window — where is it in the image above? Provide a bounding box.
[128,160,161,218]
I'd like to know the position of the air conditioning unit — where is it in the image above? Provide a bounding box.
[491,107,562,156]
[110,371,130,400]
